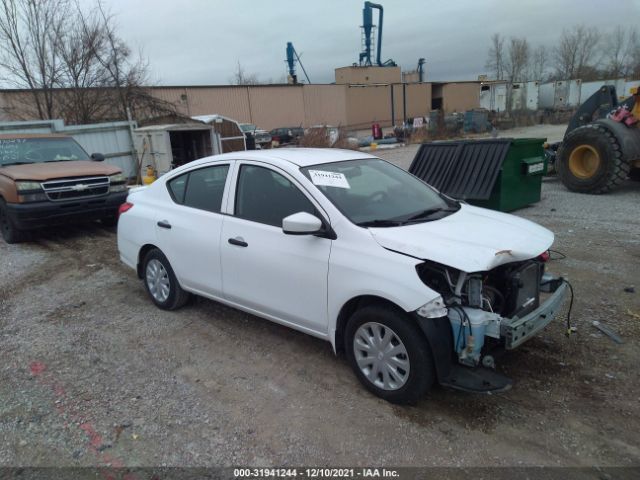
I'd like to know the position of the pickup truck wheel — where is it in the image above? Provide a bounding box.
[142,249,190,310]
[345,304,435,404]
[0,199,26,244]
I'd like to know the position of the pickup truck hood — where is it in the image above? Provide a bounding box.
[369,204,554,272]
[0,161,120,181]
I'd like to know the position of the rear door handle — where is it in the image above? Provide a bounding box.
[157,220,172,229]
[228,237,248,247]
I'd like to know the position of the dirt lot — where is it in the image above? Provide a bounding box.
[1,143,640,470]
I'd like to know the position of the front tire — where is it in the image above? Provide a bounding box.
[0,198,26,244]
[345,304,435,404]
[142,248,190,310]
[557,123,629,194]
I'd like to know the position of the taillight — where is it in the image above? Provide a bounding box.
[118,202,133,217]
[538,250,550,262]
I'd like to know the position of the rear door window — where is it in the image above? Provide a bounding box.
[167,164,230,213]
[167,173,188,203]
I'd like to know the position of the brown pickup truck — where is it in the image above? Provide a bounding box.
[0,134,128,243]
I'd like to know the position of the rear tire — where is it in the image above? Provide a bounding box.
[345,304,435,404]
[557,123,629,194]
[0,198,26,244]
[142,248,190,310]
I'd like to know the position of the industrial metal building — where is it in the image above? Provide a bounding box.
[0,70,478,131]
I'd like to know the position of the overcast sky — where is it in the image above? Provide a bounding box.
[97,0,640,85]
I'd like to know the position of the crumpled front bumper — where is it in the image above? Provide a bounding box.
[500,280,569,349]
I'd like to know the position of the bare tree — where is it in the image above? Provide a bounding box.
[230,61,260,85]
[0,0,176,124]
[504,37,530,82]
[530,45,549,81]
[602,26,639,78]
[90,0,164,121]
[554,25,600,79]
[629,29,640,79]
[56,5,113,123]
[0,0,70,119]
[485,33,505,80]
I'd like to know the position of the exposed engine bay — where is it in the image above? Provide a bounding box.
[416,253,567,368]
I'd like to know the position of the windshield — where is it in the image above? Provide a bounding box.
[0,137,89,166]
[301,158,458,227]
[240,124,256,133]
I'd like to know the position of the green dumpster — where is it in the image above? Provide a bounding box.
[408,137,547,212]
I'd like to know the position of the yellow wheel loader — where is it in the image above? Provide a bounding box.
[553,85,640,194]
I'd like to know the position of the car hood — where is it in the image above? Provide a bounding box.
[368,204,554,272]
[0,161,120,181]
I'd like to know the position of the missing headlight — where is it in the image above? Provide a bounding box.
[466,276,483,308]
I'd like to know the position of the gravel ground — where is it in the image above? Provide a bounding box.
[1,134,640,470]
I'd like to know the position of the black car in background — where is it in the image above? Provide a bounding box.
[270,127,304,146]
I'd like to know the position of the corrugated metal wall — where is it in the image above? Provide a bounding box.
[346,84,394,129]
[153,87,253,123]
[345,83,432,129]
[405,83,432,118]
[442,83,480,113]
[303,85,348,127]
[64,122,136,176]
[249,86,305,128]
[152,83,432,131]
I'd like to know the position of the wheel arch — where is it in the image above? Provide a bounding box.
[137,243,160,278]
[333,295,413,354]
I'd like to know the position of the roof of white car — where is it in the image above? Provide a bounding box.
[198,148,377,167]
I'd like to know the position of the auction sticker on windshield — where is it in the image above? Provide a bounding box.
[309,170,350,189]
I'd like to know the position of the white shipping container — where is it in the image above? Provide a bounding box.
[526,81,539,110]
[510,81,539,111]
[554,81,568,108]
[567,79,582,107]
[510,83,525,110]
[538,82,555,109]
[479,83,508,112]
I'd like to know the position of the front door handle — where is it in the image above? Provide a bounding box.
[157,220,172,229]
[228,237,248,247]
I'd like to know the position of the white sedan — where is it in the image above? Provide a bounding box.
[117,148,568,403]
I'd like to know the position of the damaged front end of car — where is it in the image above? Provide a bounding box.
[413,252,569,393]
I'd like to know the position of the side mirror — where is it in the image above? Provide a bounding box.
[282,212,323,235]
[90,153,105,162]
